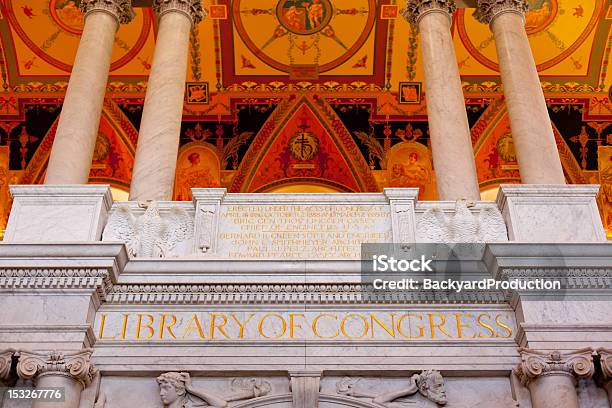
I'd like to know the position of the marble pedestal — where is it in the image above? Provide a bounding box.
[496,185,606,242]
[4,185,113,242]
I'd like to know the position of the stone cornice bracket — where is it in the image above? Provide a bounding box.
[79,0,136,25]
[402,0,457,26]
[153,0,206,26]
[16,350,97,389]
[0,349,15,383]
[597,348,612,381]
[473,0,528,25]
[514,348,595,386]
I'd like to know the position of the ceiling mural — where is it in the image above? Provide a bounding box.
[0,0,610,235]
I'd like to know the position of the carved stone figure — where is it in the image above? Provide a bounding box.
[197,205,216,253]
[337,370,447,406]
[417,199,507,242]
[157,372,271,408]
[102,201,194,258]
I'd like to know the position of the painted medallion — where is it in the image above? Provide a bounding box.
[276,0,333,35]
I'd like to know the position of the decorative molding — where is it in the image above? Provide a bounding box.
[106,283,507,304]
[80,0,136,24]
[289,370,321,408]
[514,348,595,386]
[16,350,97,388]
[0,268,114,302]
[153,0,206,25]
[402,0,457,26]
[473,0,529,25]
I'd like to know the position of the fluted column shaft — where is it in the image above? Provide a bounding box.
[515,348,594,408]
[16,350,96,408]
[475,0,565,184]
[129,1,205,201]
[403,0,481,201]
[45,1,134,185]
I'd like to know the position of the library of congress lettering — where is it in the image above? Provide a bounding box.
[1,0,612,407]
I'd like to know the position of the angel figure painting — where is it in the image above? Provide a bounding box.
[174,144,221,201]
[387,142,434,200]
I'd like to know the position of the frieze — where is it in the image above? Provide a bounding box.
[157,373,271,407]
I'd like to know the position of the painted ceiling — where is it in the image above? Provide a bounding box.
[0,0,611,235]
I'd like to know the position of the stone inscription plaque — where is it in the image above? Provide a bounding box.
[216,204,393,259]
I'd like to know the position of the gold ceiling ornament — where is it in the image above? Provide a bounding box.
[402,0,457,26]
[153,0,207,25]
[79,0,136,24]
[473,0,529,25]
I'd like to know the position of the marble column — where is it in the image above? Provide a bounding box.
[403,0,481,201]
[16,350,96,408]
[475,0,565,184]
[129,0,205,201]
[597,348,612,406]
[514,348,594,408]
[44,0,134,185]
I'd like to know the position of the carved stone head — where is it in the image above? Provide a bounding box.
[416,370,447,405]
[157,372,188,407]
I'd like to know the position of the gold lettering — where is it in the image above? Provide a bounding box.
[120,314,129,340]
[397,314,424,339]
[98,314,116,340]
[341,314,369,339]
[159,314,177,339]
[370,314,396,338]
[231,313,255,339]
[477,314,495,338]
[182,314,206,339]
[495,314,513,338]
[136,314,155,340]
[210,314,230,339]
[428,313,451,339]
[289,314,305,338]
[258,314,287,339]
[455,313,475,339]
[312,314,339,339]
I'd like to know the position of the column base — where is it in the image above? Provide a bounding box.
[496,184,605,242]
[4,185,113,242]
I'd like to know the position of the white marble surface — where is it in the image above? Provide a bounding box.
[4,185,113,242]
[496,184,606,242]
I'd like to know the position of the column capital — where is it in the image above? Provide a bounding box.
[598,348,612,380]
[0,349,14,383]
[473,0,528,25]
[79,0,135,24]
[153,0,206,26]
[514,348,595,386]
[16,350,97,389]
[402,0,457,26]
